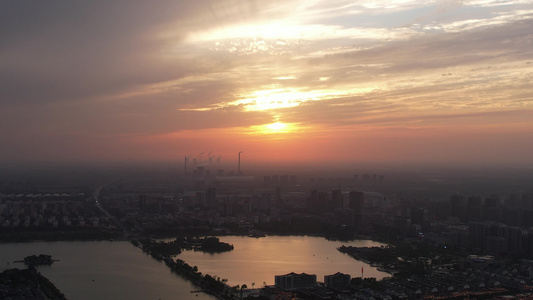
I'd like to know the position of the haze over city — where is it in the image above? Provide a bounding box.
[1,0,532,167]
[2,3,533,299]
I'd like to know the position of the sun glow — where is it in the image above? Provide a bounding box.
[266,122,288,131]
[237,89,311,111]
[227,88,326,112]
[250,122,298,135]
[179,85,381,113]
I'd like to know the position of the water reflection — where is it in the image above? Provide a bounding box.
[0,241,216,300]
[177,236,389,288]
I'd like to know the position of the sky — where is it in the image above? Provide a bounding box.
[1,0,532,168]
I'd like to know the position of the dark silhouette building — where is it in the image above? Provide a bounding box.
[139,194,147,211]
[206,188,216,209]
[332,190,343,211]
[275,272,317,290]
[324,272,351,289]
[349,191,364,227]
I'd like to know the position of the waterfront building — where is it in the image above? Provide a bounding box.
[275,272,317,290]
[324,272,351,289]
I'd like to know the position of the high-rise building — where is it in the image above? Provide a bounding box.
[260,192,271,211]
[324,272,351,288]
[470,221,490,249]
[289,175,297,185]
[309,189,319,215]
[280,175,289,185]
[349,191,364,227]
[467,196,483,222]
[411,207,429,232]
[275,187,283,208]
[139,194,146,211]
[275,272,317,289]
[318,191,329,213]
[349,192,364,215]
[206,188,217,208]
[332,190,343,210]
[194,166,205,177]
[484,195,501,222]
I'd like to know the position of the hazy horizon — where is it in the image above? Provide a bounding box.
[1,158,531,199]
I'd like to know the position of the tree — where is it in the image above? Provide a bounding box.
[240,284,247,300]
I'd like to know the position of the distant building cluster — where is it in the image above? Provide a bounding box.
[0,193,112,230]
[3,165,532,261]
[93,166,390,239]
[362,191,533,257]
[3,164,533,299]
[263,175,298,186]
[306,173,385,189]
[262,260,533,300]
[99,182,374,238]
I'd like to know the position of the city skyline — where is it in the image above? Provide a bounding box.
[1,0,532,166]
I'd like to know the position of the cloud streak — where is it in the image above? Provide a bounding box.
[1,0,532,164]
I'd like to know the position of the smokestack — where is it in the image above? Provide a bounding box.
[238,151,243,174]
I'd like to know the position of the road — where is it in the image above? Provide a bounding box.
[92,182,131,238]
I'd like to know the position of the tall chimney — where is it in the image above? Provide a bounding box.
[238,151,243,174]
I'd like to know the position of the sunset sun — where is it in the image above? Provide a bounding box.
[3,1,533,299]
[2,0,533,167]
[266,122,288,131]
[249,121,301,135]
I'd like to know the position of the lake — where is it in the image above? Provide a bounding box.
[177,235,389,288]
[0,236,388,299]
[0,241,215,300]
